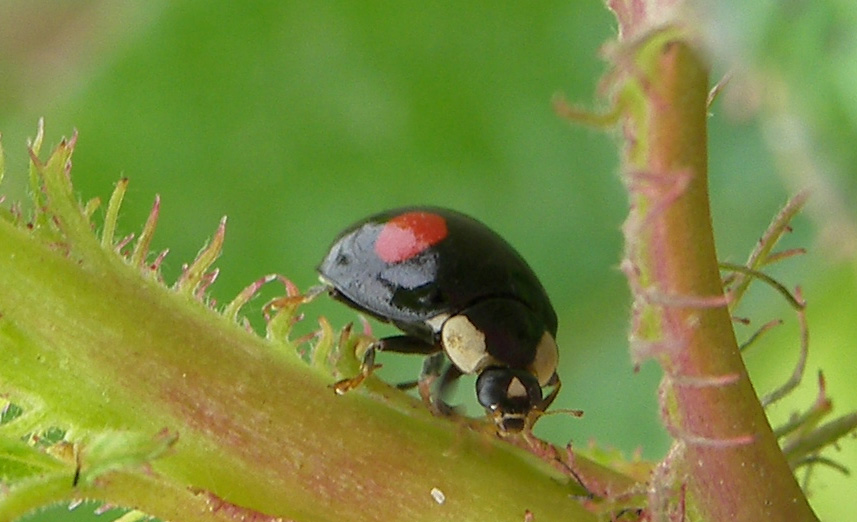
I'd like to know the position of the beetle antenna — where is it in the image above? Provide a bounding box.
[524,407,584,433]
[541,408,584,418]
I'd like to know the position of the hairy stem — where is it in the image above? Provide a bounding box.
[616,29,818,521]
[0,136,598,522]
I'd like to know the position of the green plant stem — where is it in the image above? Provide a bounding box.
[0,140,600,521]
[618,32,818,521]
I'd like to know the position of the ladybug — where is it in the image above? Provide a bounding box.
[317,207,562,433]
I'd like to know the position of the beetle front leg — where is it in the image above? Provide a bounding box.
[398,355,463,418]
[396,351,444,391]
[431,363,463,416]
[538,372,562,411]
[408,352,446,407]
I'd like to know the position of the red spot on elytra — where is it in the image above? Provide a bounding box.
[375,211,448,263]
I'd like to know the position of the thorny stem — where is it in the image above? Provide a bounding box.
[0,128,630,522]
[599,20,819,522]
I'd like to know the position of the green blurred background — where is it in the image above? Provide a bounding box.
[2,1,855,520]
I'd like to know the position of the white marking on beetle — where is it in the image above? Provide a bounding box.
[530,332,559,386]
[441,315,489,374]
[430,487,446,505]
[425,313,450,333]
[507,376,528,398]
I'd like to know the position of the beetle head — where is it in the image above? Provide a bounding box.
[475,367,543,433]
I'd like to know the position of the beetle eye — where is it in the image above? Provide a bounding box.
[475,367,542,415]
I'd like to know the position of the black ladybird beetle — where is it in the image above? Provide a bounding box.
[317,207,563,433]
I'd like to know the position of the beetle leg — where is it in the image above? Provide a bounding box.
[375,335,442,355]
[421,351,446,381]
[331,342,380,395]
[538,372,561,411]
[408,352,444,405]
[398,354,464,418]
[396,351,445,391]
[431,363,463,416]
[332,335,441,395]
